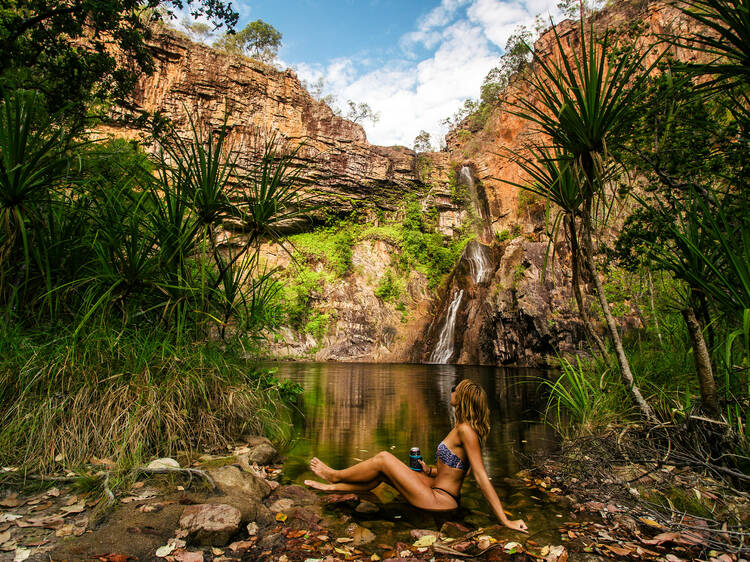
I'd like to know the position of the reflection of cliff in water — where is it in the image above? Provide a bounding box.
[273,362,557,482]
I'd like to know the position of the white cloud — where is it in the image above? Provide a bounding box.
[290,0,561,147]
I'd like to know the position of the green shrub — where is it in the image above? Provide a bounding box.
[304,312,330,341]
[375,270,403,302]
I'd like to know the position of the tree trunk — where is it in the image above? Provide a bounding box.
[581,208,655,421]
[566,215,609,358]
[647,271,663,347]
[681,307,719,417]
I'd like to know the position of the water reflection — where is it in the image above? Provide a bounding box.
[269,362,569,543]
[272,362,557,487]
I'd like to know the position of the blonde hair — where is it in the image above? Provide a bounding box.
[454,379,490,445]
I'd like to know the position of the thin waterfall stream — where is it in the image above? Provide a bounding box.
[429,289,464,364]
[465,240,490,284]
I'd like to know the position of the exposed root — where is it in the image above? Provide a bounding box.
[136,466,219,492]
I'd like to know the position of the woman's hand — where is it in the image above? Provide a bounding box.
[504,518,528,533]
[417,459,433,477]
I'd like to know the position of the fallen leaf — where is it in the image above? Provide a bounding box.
[30,501,54,512]
[131,481,145,490]
[0,495,21,508]
[228,541,254,552]
[604,544,632,556]
[275,512,287,522]
[246,522,258,536]
[412,535,436,548]
[0,530,10,544]
[55,524,75,537]
[61,501,86,515]
[155,544,175,557]
[0,514,22,523]
[211,547,224,555]
[13,548,31,562]
[94,555,132,562]
[46,488,60,498]
[639,517,662,528]
[286,530,306,539]
[336,537,354,543]
[370,555,380,561]
[172,551,203,562]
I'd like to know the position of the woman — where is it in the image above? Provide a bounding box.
[304,379,528,533]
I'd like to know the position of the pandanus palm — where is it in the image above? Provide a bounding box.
[506,146,608,358]
[510,21,660,420]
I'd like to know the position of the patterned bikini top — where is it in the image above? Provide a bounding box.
[437,441,469,471]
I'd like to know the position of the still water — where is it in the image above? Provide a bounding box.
[271,362,568,545]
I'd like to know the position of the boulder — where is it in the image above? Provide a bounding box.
[242,435,274,449]
[179,504,241,546]
[237,443,278,466]
[147,457,180,469]
[272,485,318,507]
[208,465,271,501]
[268,498,295,513]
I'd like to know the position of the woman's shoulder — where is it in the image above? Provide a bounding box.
[456,422,479,440]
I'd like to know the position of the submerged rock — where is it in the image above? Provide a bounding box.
[355,500,379,514]
[179,504,241,546]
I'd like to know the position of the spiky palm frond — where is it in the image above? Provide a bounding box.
[510,19,660,191]
[674,0,750,90]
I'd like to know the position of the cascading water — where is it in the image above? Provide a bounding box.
[429,289,464,364]
[465,241,490,284]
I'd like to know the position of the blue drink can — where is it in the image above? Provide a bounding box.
[409,447,422,471]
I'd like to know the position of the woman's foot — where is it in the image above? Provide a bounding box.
[304,479,333,491]
[310,457,338,483]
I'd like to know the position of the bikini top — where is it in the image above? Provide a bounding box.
[437,441,469,471]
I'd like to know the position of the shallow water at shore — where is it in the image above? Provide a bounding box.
[271,362,570,545]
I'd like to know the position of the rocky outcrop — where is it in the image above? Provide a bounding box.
[95,28,440,222]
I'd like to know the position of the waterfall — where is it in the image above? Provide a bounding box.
[465,241,490,284]
[429,289,464,364]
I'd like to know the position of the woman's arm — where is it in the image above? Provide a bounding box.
[417,459,436,478]
[458,424,528,533]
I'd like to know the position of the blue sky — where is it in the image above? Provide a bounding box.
[185,0,564,147]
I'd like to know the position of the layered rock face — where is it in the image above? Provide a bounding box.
[96,28,429,218]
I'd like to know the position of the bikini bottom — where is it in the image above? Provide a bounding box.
[432,486,460,506]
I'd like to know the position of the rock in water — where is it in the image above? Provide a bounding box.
[347,523,376,546]
[355,500,379,514]
[238,443,278,467]
[147,457,180,469]
[179,504,241,546]
[268,498,295,513]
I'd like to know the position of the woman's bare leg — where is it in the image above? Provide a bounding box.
[303,478,381,492]
[309,453,456,511]
[310,456,380,483]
